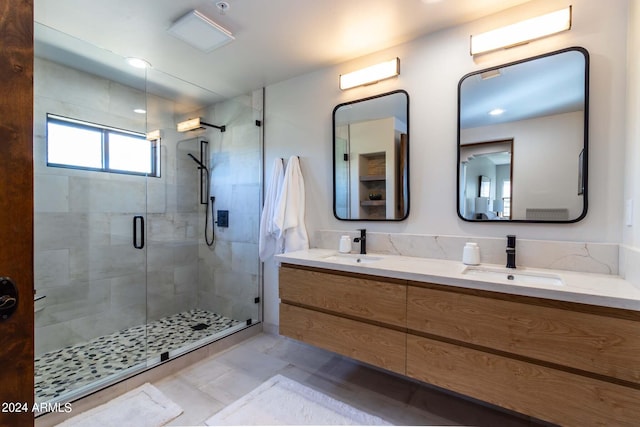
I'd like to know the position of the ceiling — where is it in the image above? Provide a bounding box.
[34,0,534,106]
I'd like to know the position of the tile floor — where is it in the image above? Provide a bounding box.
[35,310,240,403]
[153,333,553,426]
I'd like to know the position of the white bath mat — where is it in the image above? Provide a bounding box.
[57,383,182,427]
[205,374,391,425]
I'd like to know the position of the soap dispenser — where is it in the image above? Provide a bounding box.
[462,242,480,265]
[339,235,352,253]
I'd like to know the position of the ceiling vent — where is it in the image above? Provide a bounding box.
[167,10,234,52]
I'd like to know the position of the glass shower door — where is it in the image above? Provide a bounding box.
[143,71,263,363]
[33,25,149,405]
[204,93,263,329]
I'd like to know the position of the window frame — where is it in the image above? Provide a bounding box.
[46,113,160,178]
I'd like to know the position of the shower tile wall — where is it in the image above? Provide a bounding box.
[145,98,201,322]
[34,58,201,355]
[196,92,262,324]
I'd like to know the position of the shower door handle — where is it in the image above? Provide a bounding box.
[133,215,145,249]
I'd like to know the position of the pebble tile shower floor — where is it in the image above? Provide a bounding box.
[34,309,241,403]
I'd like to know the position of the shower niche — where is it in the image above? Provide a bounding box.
[358,152,387,219]
[33,23,263,408]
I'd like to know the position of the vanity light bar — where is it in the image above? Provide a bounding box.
[470,6,572,56]
[339,58,400,90]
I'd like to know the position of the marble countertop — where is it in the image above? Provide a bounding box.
[275,249,640,311]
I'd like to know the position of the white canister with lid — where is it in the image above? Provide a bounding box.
[462,242,480,265]
[339,235,352,253]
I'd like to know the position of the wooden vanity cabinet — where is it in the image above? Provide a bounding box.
[406,335,640,426]
[280,304,406,374]
[279,265,406,327]
[278,264,640,426]
[406,282,640,426]
[406,283,640,385]
[279,265,407,374]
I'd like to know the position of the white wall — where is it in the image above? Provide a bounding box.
[621,0,640,284]
[624,0,640,246]
[263,0,630,328]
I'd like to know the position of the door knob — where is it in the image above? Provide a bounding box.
[0,277,18,321]
[0,295,16,309]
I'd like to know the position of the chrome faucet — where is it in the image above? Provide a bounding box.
[354,229,366,255]
[506,234,516,269]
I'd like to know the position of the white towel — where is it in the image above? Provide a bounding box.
[259,158,284,260]
[273,156,309,253]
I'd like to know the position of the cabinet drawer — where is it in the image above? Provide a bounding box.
[280,303,406,375]
[406,335,640,427]
[407,285,640,384]
[280,266,406,327]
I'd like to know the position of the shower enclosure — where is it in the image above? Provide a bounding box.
[33,24,262,407]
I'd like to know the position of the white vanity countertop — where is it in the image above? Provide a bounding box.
[275,249,640,312]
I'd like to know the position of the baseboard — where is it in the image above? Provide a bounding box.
[262,321,279,335]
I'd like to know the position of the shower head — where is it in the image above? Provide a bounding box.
[187,153,208,170]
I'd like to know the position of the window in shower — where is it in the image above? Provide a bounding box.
[46,113,160,177]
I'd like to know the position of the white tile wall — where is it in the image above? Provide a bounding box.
[619,245,640,289]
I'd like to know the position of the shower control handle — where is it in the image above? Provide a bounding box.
[133,215,145,249]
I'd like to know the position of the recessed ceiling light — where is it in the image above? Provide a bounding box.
[126,57,151,69]
[489,108,505,116]
[134,108,146,114]
[167,10,234,53]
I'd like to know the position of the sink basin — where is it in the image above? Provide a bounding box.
[462,266,564,286]
[322,253,384,264]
